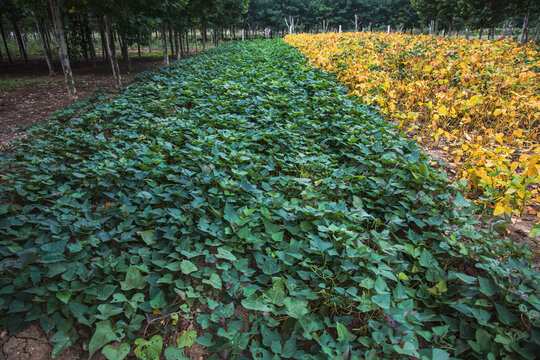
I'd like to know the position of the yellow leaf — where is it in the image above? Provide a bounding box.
[397,272,410,281]
[527,165,538,177]
[513,129,523,138]
[505,188,517,195]
[494,135,503,145]
[494,206,505,216]
[436,280,447,293]
[493,108,503,116]
[510,162,519,172]
[437,105,448,117]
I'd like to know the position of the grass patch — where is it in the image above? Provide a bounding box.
[0,78,62,92]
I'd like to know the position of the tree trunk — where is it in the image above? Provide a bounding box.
[98,19,108,60]
[103,14,122,86]
[0,21,12,63]
[479,28,483,39]
[194,28,198,52]
[168,25,174,58]
[161,23,169,65]
[12,21,28,64]
[202,16,207,50]
[520,5,531,44]
[177,30,183,59]
[44,20,53,51]
[137,35,141,57]
[86,16,96,67]
[35,14,55,75]
[49,0,77,100]
[78,15,89,62]
[534,16,539,42]
[173,28,179,59]
[149,32,153,53]
[120,33,130,73]
[185,30,189,54]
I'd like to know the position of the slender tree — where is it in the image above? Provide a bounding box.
[49,0,77,100]
[0,17,12,63]
[161,22,169,65]
[103,14,122,86]
[35,13,55,75]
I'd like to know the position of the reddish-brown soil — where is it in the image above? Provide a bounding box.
[0,56,164,149]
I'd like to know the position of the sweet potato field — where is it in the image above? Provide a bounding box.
[285,33,540,221]
[0,40,539,360]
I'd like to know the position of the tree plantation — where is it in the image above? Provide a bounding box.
[0,0,538,98]
[0,1,539,360]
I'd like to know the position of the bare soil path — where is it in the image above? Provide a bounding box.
[0,56,164,149]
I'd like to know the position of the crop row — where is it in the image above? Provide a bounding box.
[285,32,539,222]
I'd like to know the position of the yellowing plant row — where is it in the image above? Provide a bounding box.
[285,32,540,221]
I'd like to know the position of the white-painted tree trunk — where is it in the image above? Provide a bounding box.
[285,16,297,34]
[520,5,531,44]
[49,0,77,101]
[104,15,122,86]
[321,20,329,33]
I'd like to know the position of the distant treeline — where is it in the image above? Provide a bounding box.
[246,0,538,41]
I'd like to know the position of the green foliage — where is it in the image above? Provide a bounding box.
[177,330,197,348]
[134,335,163,360]
[0,39,538,359]
[102,343,130,360]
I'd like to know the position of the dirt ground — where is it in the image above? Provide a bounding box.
[0,55,166,150]
[0,54,538,360]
